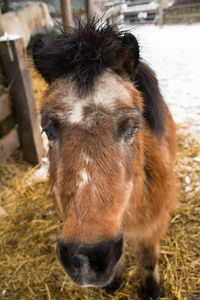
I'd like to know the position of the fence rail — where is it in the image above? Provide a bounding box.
[163,2,200,23]
[165,12,200,20]
[165,3,200,10]
[0,93,20,163]
[51,11,86,18]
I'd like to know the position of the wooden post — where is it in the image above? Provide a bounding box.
[0,8,5,37]
[60,0,72,31]
[0,37,44,164]
[86,0,93,21]
[0,93,15,138]
[2,0,10,13]
[0,127,20,163]
[158,0,164,27]
[0,8,7,96]
[0,93,20,163]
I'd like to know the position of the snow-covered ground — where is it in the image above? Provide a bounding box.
[129,23,200,131]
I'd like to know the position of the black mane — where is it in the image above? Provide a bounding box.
[135,62,165,134]
[33,19,165,134]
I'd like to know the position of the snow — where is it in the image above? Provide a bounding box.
[0,32,21,41]
[0,206,7,217]
[33,158,49,180]
[185,176,191,185]
[127,24,200,133]
[26,155,49,185]
[41,130,49,152]
[193,155,200,163]
[185,186,192,193]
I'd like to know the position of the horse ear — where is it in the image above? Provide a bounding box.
[32,38,58,84]
[118,33,140,78]
[32,38,50,83]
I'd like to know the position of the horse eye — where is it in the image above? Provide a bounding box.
[43,123,58,140]
[125,126,139,139]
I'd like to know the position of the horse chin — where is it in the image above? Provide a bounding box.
[67,268,117,289]
[74,278,115,289]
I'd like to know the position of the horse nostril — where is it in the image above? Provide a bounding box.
[57,233,124,285]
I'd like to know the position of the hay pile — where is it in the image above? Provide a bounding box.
[0,68,199,300]
[28,59,47,112]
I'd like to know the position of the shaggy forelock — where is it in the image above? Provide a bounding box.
[33,19,126,96]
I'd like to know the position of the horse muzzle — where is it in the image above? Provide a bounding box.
[57,232,124,287]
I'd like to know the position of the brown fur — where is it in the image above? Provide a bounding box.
[41,71,176,241]
[32,19,177,297]
[40,53,176,300]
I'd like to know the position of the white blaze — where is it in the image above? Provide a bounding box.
[79,169,90,189]
[68,101,84,124]
[65,71,133,126]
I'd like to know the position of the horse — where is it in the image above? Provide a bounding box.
[32,20,177,300]
[2,2,53,48]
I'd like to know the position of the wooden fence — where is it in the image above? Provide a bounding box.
[0,92,20,163]
[0,37,44,165]
[0,0,95,165]
[164,2,200,23]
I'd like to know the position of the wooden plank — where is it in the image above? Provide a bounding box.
[165,13,200,20]
[86,0,94,21]
[51,11,86,18]
[60,0,73,30]
[0,8,7,87]
[165,3,200,11]
[158,0,164,27]
[0,127,20,163]
[0,58,7,87]
[0,37,44,164]
[0,93,12,121]
[0,115,15,138]
[0,8,5,37]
